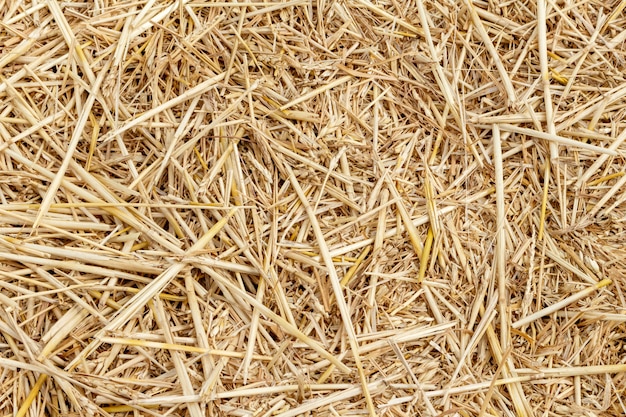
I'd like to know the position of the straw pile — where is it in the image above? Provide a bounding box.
[1,0,625,416]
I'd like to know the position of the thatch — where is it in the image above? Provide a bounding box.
[1,0,625,416]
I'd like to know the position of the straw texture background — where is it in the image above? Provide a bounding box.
[1,0,626,416]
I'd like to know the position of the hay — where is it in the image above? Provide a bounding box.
[1,0,625,416]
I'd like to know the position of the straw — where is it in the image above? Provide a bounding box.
[2,1,626,415]
[512,279,612,328]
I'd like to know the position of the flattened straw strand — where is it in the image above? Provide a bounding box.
[538,160,551,241]
[85,112,99,171]
[99,337,272,360]
[66,210,236,370]
[184,256,260,275]
[101,395,201,408]
[271,141,367,185]
[285,164,376,417]
[599,0,626,34]
[416,0,479,163]
[27,264,108,323]
[16,374,48,417]
[555,311,626,322]
[129,0,191,38]
[151,95,202,189]
[111,4,137,69]
[517,364,626,378]
[421,286,460,360]
[0,109,64,154]
[425,364,626,397]
[152,298,203,417]
[39,306,89,359]
[603,190,626,216]
[537,0,558,161]
[497,123,617,155]
[0,39,66,95]
[558,243,599,282]
[0,291,18,311]
[102,405,158,413]
[270,379,386,417]
[219,370,523,399]
[587,172,626,218]
[88,290,123,310]
[196,264,350,373]
[104,72,226,140]
[316,364,335,384]
[351,0,422,35]
[19,305,91,416]
[573,334,582,406]
[0,250,156,282]
[341,246,371,287]
[512,279,612,328]
[575,127,626,188]
[389,341,438,415]
[356,323,455,358]
[385,174,423,258]
[445,296,498,400]
[462,0,516,104]
[482,304,532,416]
[222,0,309,23]
[3,2,48,25]
[540,224,597,285]
[240,264,266,383]
[46,0,95,82]
[417,227,433,283]
[279,75,351,111]
[587,172,624,186]
[326,205,456,259]
[423,375,537,398]
[367,188,389,332]
[423,168,440,237]
[556,83,626,131]
[239,199,277,383]
[0,208,112,232]
[493,125,508,347]
[33,60,111,229]
[339,151,358,212]
[0,358,53,375]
